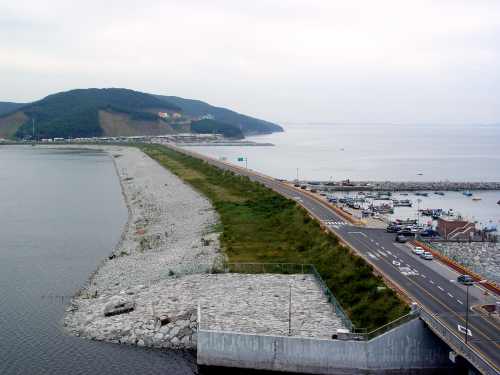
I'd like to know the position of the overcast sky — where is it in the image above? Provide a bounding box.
[1,0,499,124]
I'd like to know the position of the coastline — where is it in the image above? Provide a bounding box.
[63,145,222,349]
[61,145,343,351]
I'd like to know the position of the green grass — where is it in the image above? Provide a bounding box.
[141,144,409,331]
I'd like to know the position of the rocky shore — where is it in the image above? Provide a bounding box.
[64,146,344,350]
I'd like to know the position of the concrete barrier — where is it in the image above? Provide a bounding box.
[198,317,454,374]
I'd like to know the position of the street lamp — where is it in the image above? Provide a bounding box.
[450,278,487,344]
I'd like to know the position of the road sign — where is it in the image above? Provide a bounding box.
[457,324,472,336]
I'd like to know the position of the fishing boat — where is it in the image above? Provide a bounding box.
[497,200,500,205]
[392,199,412,207]
[434,191,445,196]
[462,191,473,197]
[472,197,482,201]
[415,192,429,197]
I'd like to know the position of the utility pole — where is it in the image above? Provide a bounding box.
[288,283,292,336]
[465,284,470,344]
[296,168,299,182]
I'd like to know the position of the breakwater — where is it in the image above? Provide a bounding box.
[303,180,500,192]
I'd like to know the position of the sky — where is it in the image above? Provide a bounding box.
[1,0,499,124]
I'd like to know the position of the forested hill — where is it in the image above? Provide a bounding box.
[0,102,24,116]
[156,95,283,135]
[0,88,283,140]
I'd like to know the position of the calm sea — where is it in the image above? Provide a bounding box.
[185,123,500,225]
[188,123,500,182]
[0,146,198,375]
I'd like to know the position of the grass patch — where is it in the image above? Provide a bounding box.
[141,144,409,330]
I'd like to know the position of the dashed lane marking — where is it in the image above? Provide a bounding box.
[457,299,463,305]
[430,280,435,284]
[438,285,444,291]
[448,293,454,298]
[421,274,426,278]
[322,220,346,226]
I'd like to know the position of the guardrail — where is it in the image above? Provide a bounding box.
[420,308,499,375]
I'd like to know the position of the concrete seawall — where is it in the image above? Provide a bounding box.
[197,317,454,374]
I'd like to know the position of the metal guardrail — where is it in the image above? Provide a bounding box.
[420,308,499,375]
[361,311,418,340]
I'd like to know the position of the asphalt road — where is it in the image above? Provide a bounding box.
[166,143,500,372]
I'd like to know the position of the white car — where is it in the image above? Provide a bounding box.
[421,251,433,260]
[412,246,424,255]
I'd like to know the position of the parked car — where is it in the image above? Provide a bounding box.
[397,229,415,237]
[457,274,474,285]
[395,234,407,243]
[412,246,424,256]
[386,225,401,233]
[421,251,433,260]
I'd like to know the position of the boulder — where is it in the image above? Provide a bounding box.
[104,296,135,317]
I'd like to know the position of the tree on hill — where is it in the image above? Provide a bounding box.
[14,88,180,139]
[191,119,244,139]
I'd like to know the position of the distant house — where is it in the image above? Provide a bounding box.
[158,112,170,119]
[436,217,475,241]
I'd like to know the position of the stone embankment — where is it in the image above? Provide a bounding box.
[64,146,344,350]
[431,241,500,284]
[304,180,500,192]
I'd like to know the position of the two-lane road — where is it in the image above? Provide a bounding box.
[166,143,500,372]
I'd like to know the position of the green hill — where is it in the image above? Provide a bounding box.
[0,102,24,116]
[0,88,283,140]
[156,95,283,135]
[191,119,244,139]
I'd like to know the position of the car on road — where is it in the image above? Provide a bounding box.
[421,251,433,260]
[412,246,424,256]
[386,225,402,233]
[457,274,474,285]
[395,234,407,243]
[397,229,416,237]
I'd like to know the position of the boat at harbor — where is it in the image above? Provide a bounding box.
[462,191,473,197]
[434,191,445,196]
[472,197,482,201]
[415,192,429,197]
[392,199,412,207]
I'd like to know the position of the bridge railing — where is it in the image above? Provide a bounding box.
[420,308,498,375]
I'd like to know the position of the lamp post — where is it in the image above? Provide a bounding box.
[451,278,486,344]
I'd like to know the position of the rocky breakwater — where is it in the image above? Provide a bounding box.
[64,146,221,349]
[64,146,346,351]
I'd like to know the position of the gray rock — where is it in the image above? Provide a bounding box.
[104,296,134,317]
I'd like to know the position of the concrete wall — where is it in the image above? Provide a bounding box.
[197,318,454,374]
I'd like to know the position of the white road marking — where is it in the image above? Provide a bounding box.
[437,285,444,291]
[377,250,388,257]
[375,242,379,246]
[385,249,390,254]
[348,231,367,237]
[392,260,401,266]
[457,325,472,336]
[392,254,397,258]
[421,274,426,278]
[447,292,454,298]
[370,239,374,243]
[368,252,378,260]
[457,300,463,305]
[430,280,435,284]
